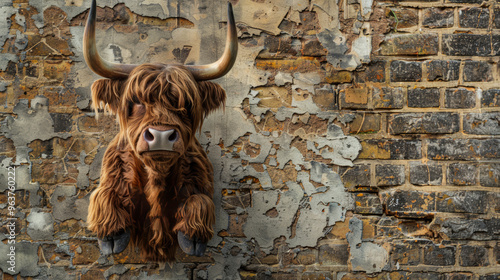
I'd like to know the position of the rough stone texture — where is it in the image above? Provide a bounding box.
[410,162,443,186]
[445,88,476,109]
[389,112,459,134]
[425,60,460,81]
[390,61,422,82]
[436,191,488,214]
[459,245,489,266]
[375,164,405,186]
[447,163,478,186]
[459,8,490,28]
[407,88,440,107]
[482,89,500,107]
[480,163,500,187]
[379,34,438,56]
[372,87,404,109]
[464,113,500,135]
[0,0,498,279]
[463,61,493,82]
[442,34,491,56]
[424,244,456,266]
[423,8,454,28]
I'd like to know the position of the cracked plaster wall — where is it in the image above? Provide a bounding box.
[0,0,499,279]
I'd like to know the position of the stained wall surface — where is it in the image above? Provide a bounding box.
[0,0,499,279]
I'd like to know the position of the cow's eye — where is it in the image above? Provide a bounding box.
[129,103,145,117]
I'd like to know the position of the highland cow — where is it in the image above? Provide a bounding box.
[83,0,237,262]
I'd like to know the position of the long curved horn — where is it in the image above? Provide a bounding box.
[83,0,136,79]
[186,2,238,81]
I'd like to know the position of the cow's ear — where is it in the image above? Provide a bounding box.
[197,81,227,116]
[91,79,125,116]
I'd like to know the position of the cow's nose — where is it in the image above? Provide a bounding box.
[143,128,178,151]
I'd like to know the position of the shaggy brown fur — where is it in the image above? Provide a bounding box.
[87,64,225,262]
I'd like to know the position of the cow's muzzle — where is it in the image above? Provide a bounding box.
[143,127,179,151]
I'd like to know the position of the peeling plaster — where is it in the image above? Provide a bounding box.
[347,217,389,274]
[50,185,89,221]
[0,242,39,276]
[27,209,54,240]
[233,0,309,35]
[1,96,70,147]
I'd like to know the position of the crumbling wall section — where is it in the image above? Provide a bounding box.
[0,0,498,279]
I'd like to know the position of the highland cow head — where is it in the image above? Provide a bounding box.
[83,0,237,171]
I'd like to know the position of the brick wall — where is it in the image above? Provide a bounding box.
[0,0,498,279]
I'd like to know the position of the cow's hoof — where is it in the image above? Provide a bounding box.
[177,231,207,257]
[98,229,130,255]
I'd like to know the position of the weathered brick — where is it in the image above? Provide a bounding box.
[318,243,349,265]
[73,243,100,265]
[44,60,72,80]
[425,60,460,81]
[447,273,473,280]
[428,138,500,160]
[77,114,117,133]
[459,8,490,28]
[222,190,251,214]
[39,86,78,108]
[480,274,500,280]
[260,35,294,59]
[495,9,500,28]
[393,272,444,280]
[294,248,318,265]
[383,190,436,216]
[481,89,500,107]
[389,112,459,134]
[496,243,500,263]
[447,163,478,186]
[464,112,500,135]
[391,242,421,266]
[440,218,500,240]
[379,34,438,56]
[355,193,383,214]
[376,164,405,186]
[0,136,15,157]
[340,86,369,109]
[410,163,443,186]
[256,57,322,72]
[355,60,386,83]
[271,272,299,280]
[301,271,334,280]
[493,35,500,55]
[349,113,381,134]
[459,245,489,266]
[377,216,402,237]
[463,61,493,82]
[50,113,73,133]
[227,214,247,237]
[424,244,456,266]
[423,8,454,28]
[385,7,418,29]
[407,88,440,107]
[445,88,476,109]
[442,34,491,56]
[436,191,488,214]
[339,164,371,191]
[373,87,404,109]
[390,61,422,82]
[80,269,106,280]
[359,139,422,160]
[313,85,338,110]
[302,37,327,57]
[480,163,500,187]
